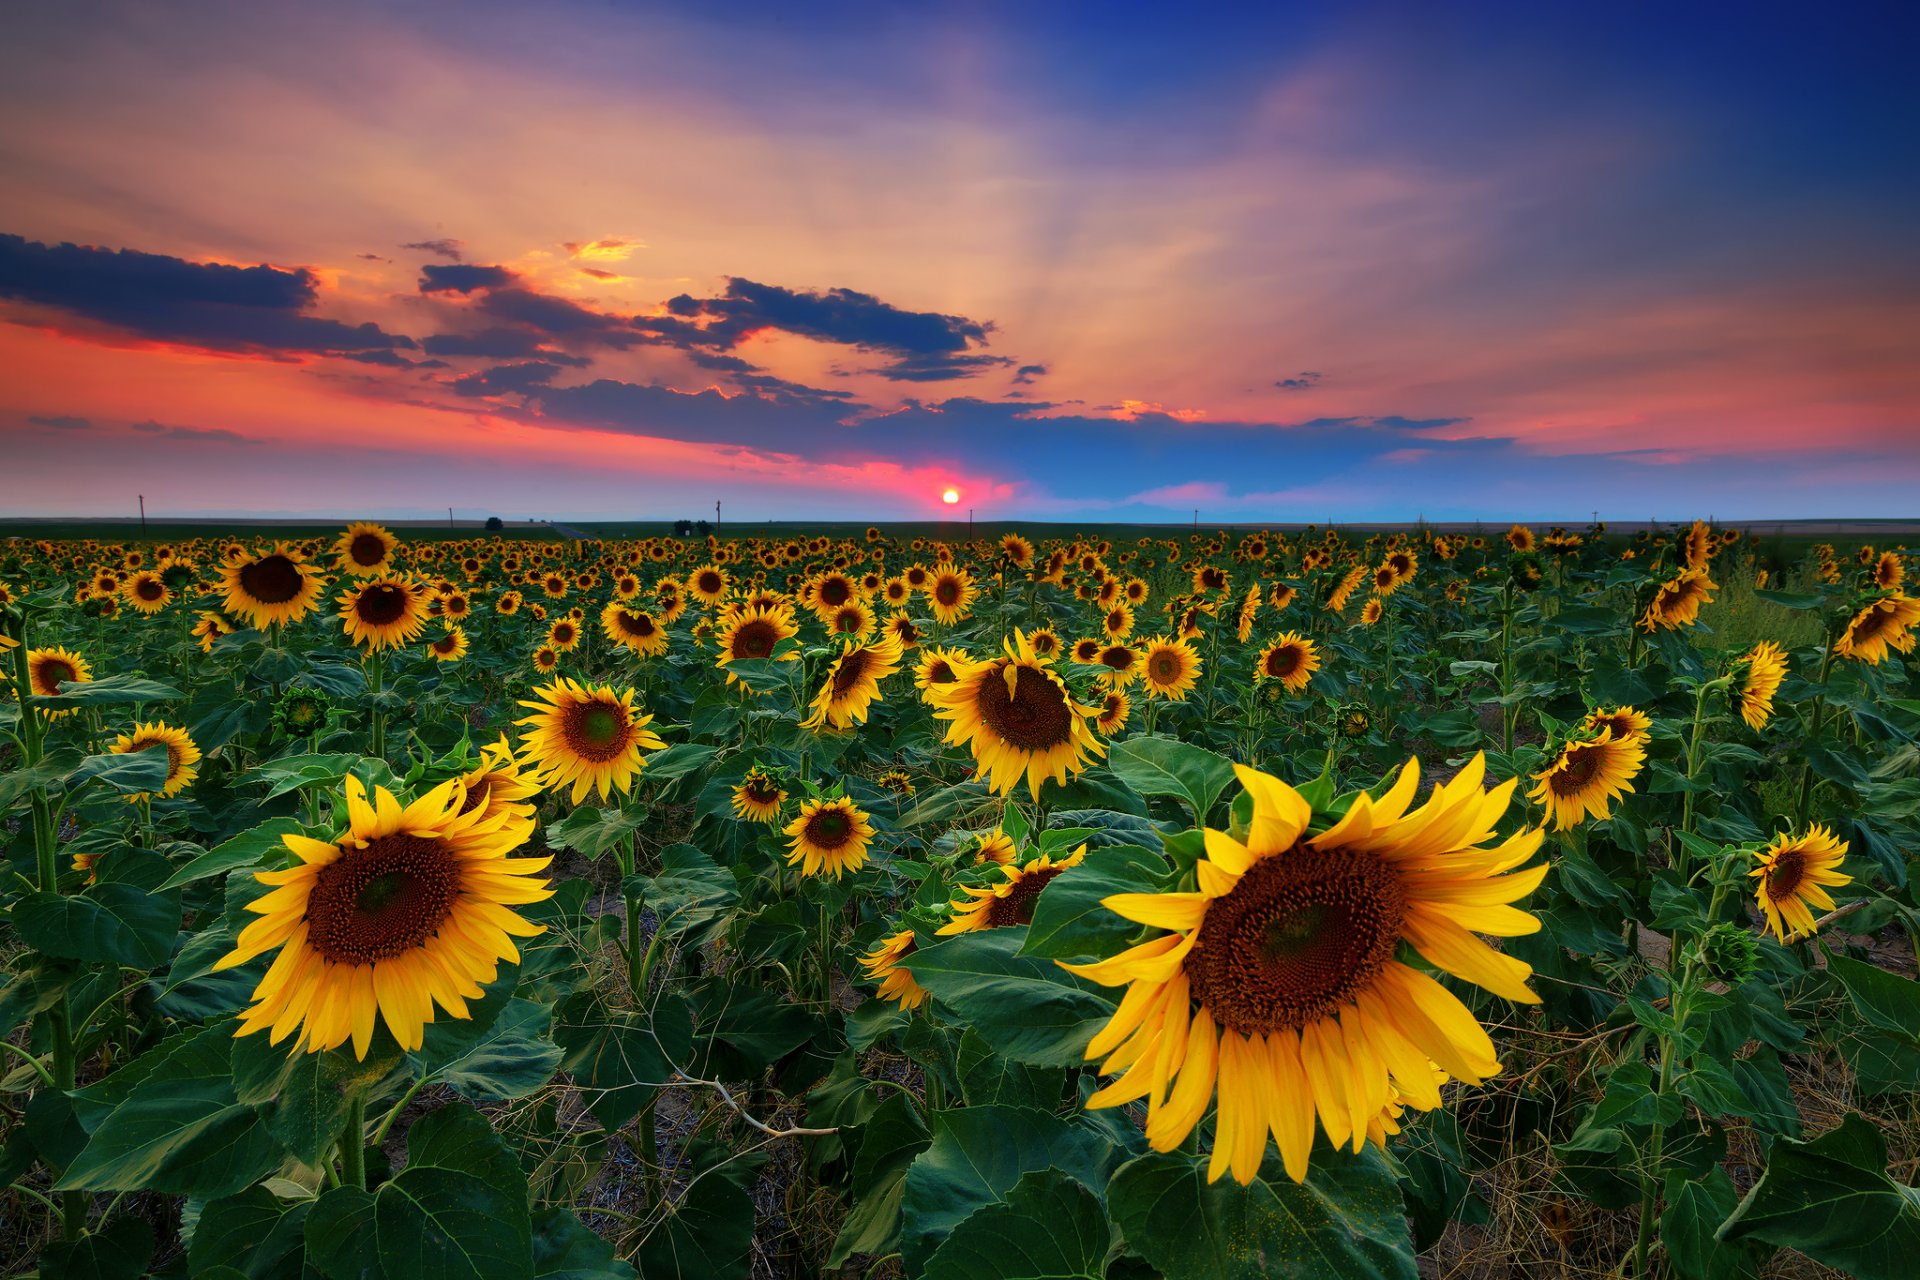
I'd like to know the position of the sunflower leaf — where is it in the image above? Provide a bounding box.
[1106,735,1236,826]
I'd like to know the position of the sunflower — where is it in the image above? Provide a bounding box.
[26,646,92,712]
[859,930,929,1010]
[546,617,582,653]
[1735,641,1788,730]
[600,602,669,657]
[516,678,667,803]
[1872,551,1905,592]
[1255,632,1320,694]
[1528,727,1646,830]
[1235,585,1261,643]
[885,612,922,651]
[1095,641,1142,688]
[806,571,860,618]
[1639,569,1717,632]
[214,775,550,1058]
[109,721,201,802]
[783,795,875,879]
[438,590,472,623]
[1138,634,1202,701]
[913,646,974,695]
[801,634,905,731]
[927,567,978,625]
[1580,705,1650,744]
[1834,594,1920,665]
[1095,689,1132,736]
[688,563,731,606]
[1063,754,1544,1184]
[827,599,877,639]
[1027,627,1062,660]
[456,736,542,827]
[712,604,799,684]
[531,645,560,674]
[972,829,1018,866]
[426,628,468,662]
[939,845,1087,934]
[927,629,1106,799]
[123,570,172,615]
[1070,637,1104,665]
[731,767,788,823]
[1749,826,1851,943]
[1359,598,1385,627]
[221,544,326,628]
[1506,525,1536,553]
[1102,602,1136,639]
[1324,565,1368,613]
[338,576,432,651]
[1681,519,1712,571]
[333,522,399,577]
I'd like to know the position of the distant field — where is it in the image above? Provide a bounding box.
[0,519,563,543]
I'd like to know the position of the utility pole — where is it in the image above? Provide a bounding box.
[448,507,454,528]
[715,500,722,530]
[1193,509,1198,535]
[138,495,145,534]
[968,508,973,542]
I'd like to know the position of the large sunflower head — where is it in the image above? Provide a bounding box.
[1639,569,1717,632]
[333,522,399,577]
[1138,634,1202,701]
[214,774,552,1058]
[938,845,1087,934]
[1748,825,1850,943]
[338,576,432,651]
[859,930,929,1010]
[782,795,875,879]
[730,766,788,823]
[1733,641,1788,730]
[1527,726,1646,830]
[926,629,1106,799]
[1834,594,1920,665]
[1255,631,1320,694]
[801,633,905,731]
[110,721,201,802]
[220,544,326,628]
[27,646,92,709]
[1063,754,1544,1185]
[515,678,667,803]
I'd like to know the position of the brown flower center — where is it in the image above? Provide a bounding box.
[732,618,779,659]
[819,577,852,607]
[240,554,303,604]
[349,533,389,567]
[1264,646,1300,677]
[984,865,1066,928]
[560,699,633,762]
[935,577,962,606]
[1550,743,1604,795]
[355,584,410,626]
[1185,847,1406,1035]
[976,663,1073,752]
[307,833,461,964]
[806,808,855,849]
[136,579,165,601]
[1766,847,1808,899]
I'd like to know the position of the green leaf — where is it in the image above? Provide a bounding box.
[306,1186,382,1280]
[1107,735,1237,823]
[39,1215,155,1280]
[543,804,648,859]
[190,1186,314,1280]
[632,1139,764,1280]
[158,816,308,890]
[1720,1112,1920,1279]
[375,1167,534,1280]
[1019,845,1164,960]
[410,998,561,1101]
[406,1101,523,1187]
[956,1027,1063,1109]
[902,928,1115,1067]
[14,880,182,970]
[922,1169,1111,1280]
[1828,953,1920,1037]
[533,1207,636,1280]
[642,843,739,936]
[69,744,171,794]
[1107,1147,1418,1280]
[59,1024,285,1197]
[828,1093,931,1267]
[642,743,718,780]
[0,746,80,812]
[553,991,691,1129]
[900,1104,1117,1271]
[1662,1169,1763,1280]
[31,673,182,708]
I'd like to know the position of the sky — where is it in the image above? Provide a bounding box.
[1,0,1916,523]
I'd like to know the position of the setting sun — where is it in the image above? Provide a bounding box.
[941,487,960,504]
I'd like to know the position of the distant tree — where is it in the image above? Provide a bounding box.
[485,516,504,531]
[673,519,695,537]
[695,519,712,537]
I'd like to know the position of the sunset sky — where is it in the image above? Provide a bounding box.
[2,1,1916,522]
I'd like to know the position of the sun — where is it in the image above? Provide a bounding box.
[942,487,960,504]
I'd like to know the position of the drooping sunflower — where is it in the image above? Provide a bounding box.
[1528,726,1646,830]
[1580,705,1651,744]
[860,930,930,1010]
[1255,632,1320,694]
[338,576,433,651]
[333,522,399,577]
[1735,641,1788,730]
[927,567,978,625]
[516,678,667,803]
[1138,634,1202,701]
[190,611,236,653]
[715,604,800,684]
[801,634,905,731]
[1639,569,1717,632]
[600,601,669,657]
[938,845,1087,934]
[1749,826,1851,943]
[1872,551,1905,592]
[221,544,326,628]
[927,629,1106,799]
[730,767,788,823]
[1063,755,1545,1185]
[1834,594,1920,665]
[783,795,875,879]
[972,828,1018,866]
[109,721,201,802]
[214,775,550,1058]
[1324,565,1369,614]
[456,736,542,826]
[123,570,172,615]
[426,628,468,663]
[27,646,93,709]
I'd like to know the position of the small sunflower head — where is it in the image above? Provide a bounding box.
[1694,922,1760,985]
[274,686,334,736]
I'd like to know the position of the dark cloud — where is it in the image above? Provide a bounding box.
[27,413,91,429]
[477,288,641,347]
[420,329,591,364]
[450,360,568,397]
[357,253,392,264]
[418,263,516,294]
[129,419,256,444]
[402,239,465,261]
[578,267,621,280]
[1013,363,1048,384]
[1276,371,1323,390]
[340,350,449,369]
[527,377,854,452]
[0,233,416,356]
[872,353,1016,382]
[667,277,991,357]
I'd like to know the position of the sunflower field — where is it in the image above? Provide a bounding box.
[2,519,1918,1279]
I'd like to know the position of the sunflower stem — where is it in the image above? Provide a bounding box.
[368,649,387,761]
[1676,681,1710,867]
[341,1091,368,1190]
[1497,585,1515,756]
[1793,640,1837,828]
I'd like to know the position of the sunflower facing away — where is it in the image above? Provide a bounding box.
[927,629,1105,799]
[783,795,875,879]
[1735,641,1788,730]
[938,845,1087,934]
[730,767,788,823]
[1834,594,1920,665]
[801,633,905,731]
[972,828,1018,866]
[220,544,326,628]
[516,678,667,802]
[1749,826,1851,943]
[1528,726,1646,830]
[333,522,399,577]
[1138,634,1202,701]
[338,576,433,651]
[192,611,237,653]
[110,721,201,802]
[1639,569,1717,632]
[215,775,550,1058]
[1255,632,1320,694]
[1063,755,1545,1185]
[859,930,930,1010]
